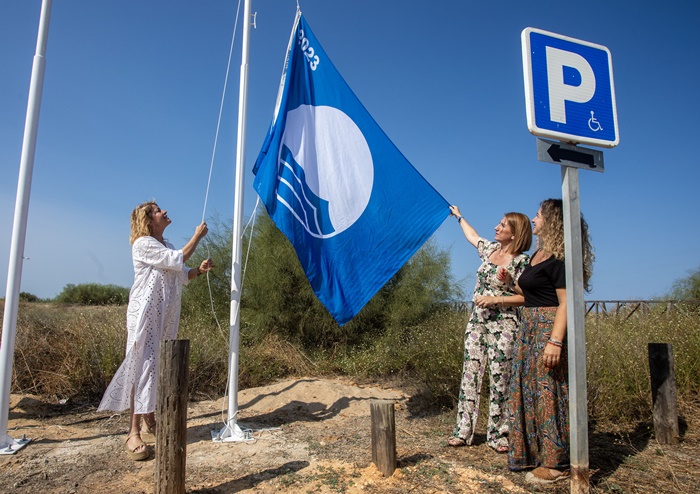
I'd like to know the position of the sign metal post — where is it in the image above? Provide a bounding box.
[561,166,589,491]
[522,26,619,493]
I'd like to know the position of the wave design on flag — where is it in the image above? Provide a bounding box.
[277,147,333,237]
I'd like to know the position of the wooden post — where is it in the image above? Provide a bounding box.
[155,340,190,494]
[648,343,679,444]
[370,400,396,477]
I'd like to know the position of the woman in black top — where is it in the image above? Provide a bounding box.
[480,198,593,484]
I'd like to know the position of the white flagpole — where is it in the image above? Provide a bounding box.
[214,0,253,442]
[1,0,52,455]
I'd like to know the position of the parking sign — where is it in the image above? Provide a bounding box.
[522,28,619,148]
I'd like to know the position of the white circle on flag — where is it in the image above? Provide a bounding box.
[281,104,374,238]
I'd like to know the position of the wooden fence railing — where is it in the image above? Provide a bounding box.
[450,300,700,319]
[585,300,700,318]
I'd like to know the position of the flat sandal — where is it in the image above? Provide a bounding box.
[525,467,569,484]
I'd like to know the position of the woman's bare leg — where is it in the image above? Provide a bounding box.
[126,389,146,454]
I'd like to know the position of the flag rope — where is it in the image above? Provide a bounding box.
[201,0,241,224]
[198,0,243,342]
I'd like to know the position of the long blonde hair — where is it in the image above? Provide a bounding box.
[537,198,594,291]
[504,212,532,256]
[130,200,157,244]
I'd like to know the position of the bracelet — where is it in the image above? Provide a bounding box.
[500,296,504,308]
[547,337,563,348]
[196,267,203,276]
[455,215,463,222]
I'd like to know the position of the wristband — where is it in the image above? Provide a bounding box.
[547,337,563,348]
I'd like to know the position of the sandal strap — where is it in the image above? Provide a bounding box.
[141,417,157,434]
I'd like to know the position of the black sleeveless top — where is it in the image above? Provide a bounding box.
[518,252,566,307]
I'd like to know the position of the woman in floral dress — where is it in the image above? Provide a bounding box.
[447,205,531,453]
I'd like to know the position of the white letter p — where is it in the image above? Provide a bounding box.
[546,46,595,124]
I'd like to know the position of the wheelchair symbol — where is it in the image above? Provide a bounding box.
[588,111,603,132]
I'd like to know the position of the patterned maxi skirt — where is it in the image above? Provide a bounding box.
[507,307,570,471]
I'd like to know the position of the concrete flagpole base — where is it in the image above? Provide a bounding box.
[211,420,251,443]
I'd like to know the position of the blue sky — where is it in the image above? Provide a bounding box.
[1,0,699,302]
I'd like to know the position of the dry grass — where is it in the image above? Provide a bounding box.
[2,301,323,401]
[2,300,698,422]
[586,306,700,422]
[586,399,700,493]
[8,303,125,400]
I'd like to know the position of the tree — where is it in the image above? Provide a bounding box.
[239,211,339,347]
[179,211,234,337]
[670,265,700,300]
[185,208,463,349]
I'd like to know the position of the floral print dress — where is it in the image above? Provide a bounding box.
[507,307,569,470]
[452,238,529,449]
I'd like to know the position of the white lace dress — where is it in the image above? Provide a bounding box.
[98,236,192,414]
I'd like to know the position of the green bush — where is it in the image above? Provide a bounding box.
[19,292,40,303]
[177,209,463,394]
[54,283,129,306]
[184,210,463,353]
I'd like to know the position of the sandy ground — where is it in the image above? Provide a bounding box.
[2,377,698,493]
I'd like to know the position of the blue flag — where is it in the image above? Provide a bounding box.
[253,12,449,326]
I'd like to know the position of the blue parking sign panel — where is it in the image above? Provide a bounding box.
[522,28,619,148]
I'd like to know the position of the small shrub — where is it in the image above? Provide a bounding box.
[19,292,39,303]
[669,265,700,300]
[239,333,315,388]
[54,283,129,306]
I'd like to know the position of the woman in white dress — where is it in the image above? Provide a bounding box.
[98,201,212,460]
